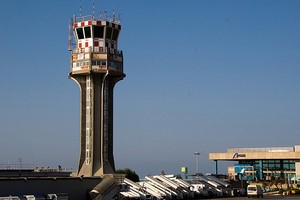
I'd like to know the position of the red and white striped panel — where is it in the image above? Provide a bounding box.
[74,20,98,28]
[74,20,121,30]
[93,40,104,47]
[78,39,93,48]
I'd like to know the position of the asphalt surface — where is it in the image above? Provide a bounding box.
[202,194,300,200]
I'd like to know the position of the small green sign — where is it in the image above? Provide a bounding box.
[181,167,188,173]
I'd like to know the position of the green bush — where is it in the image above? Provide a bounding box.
[116,168,140,182]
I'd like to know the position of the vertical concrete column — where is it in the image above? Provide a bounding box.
[295,146,300,178]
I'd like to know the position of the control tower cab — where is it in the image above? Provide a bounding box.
[69,14,125,177]
[70,16,123,76]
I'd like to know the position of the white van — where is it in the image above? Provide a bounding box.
[247,184,263,198]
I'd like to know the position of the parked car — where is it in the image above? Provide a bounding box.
[247,184,263,198]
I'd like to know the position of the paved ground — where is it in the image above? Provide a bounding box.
[205,194,300,200]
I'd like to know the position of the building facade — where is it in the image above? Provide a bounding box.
[209,145,300,181]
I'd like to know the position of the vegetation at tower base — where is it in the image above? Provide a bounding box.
[116,168,140,182]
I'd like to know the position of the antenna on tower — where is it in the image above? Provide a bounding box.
[112,0,116,22]
[104,11,107,20]
[112,9,115,22]
[92,0,95,19]
[68,17,75,51]
[79,0,82,17]
[118,13,121,24]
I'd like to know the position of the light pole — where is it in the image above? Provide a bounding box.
[194,152,200,174]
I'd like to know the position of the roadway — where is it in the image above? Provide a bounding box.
[203,195,300,200]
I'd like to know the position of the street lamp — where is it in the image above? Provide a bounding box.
[194,152,200,174]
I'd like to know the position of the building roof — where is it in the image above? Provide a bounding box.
[209,145,300,161]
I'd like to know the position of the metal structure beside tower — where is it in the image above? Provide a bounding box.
[68,13,125,177]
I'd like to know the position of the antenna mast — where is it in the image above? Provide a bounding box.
[79,0,82,17]
[17,158,22,169]
[112,9,115,22]
[92,0,95,19]
[68,17,74,51]
[112,0,115,22]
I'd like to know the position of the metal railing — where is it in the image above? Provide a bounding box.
[72,46,123,56]
[74,14,121,24]
[0,164,72,172]
[0,164,35,170]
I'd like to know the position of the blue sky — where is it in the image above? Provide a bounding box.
[0,0,299,177]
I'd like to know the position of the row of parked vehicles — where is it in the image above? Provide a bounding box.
[0,194,68,200]
[119,174,232,199]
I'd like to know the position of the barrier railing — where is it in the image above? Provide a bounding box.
[72,47,123,56]
[74,14,120,24]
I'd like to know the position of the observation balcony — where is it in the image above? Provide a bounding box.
[70,47,123,75]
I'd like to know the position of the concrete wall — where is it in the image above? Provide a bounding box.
[0,177,102,199]
[209,152,300,160]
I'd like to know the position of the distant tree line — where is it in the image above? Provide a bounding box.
[116,168,140,182]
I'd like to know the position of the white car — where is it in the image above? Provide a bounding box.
[247,184,263,198]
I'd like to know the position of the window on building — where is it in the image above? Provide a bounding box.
[92,60,107,66]
[290,163,295,170]
[112,29,119,40]
[84,27,91,38]
[106,27,112,39]
[76,28,84,39]
[94,26,104,38]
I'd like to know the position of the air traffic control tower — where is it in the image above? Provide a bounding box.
[68,14,125,177]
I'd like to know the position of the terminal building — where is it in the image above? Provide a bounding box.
[209,145,300,181]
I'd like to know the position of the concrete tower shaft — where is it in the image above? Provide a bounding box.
[71,74,123,176]
[69,15,125,177]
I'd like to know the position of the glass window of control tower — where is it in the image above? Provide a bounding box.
[76,28,84,39]
[112,29,119,40]
[76,27,91,39]
[106,27,112,39]
[84,27,91,38]
[94,26,104,38]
